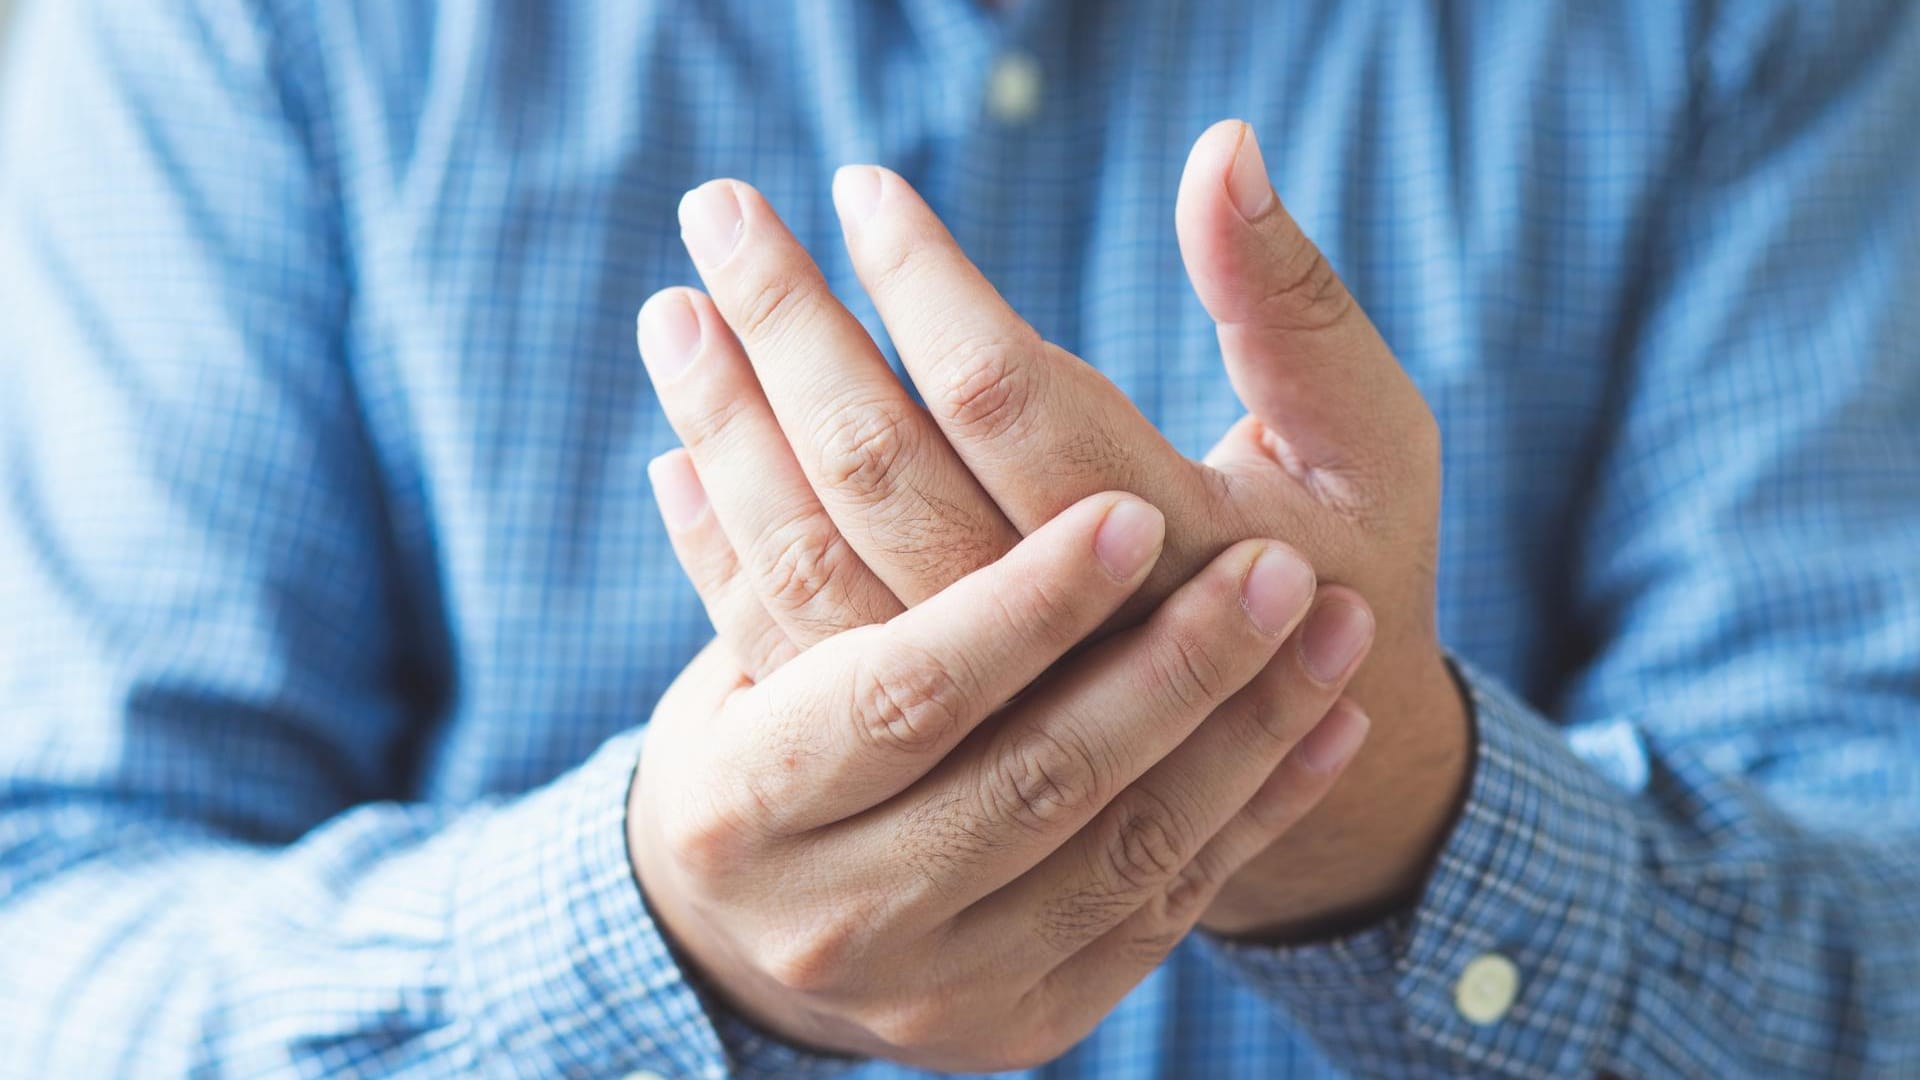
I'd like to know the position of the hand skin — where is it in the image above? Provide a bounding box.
[628,492,1371,1071]
[639,119,1471,938]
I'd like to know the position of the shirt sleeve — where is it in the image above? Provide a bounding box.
[0,3,800,1076]
[1207,2,1920,1076]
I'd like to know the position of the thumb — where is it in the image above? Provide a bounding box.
[1175,119,1425,481]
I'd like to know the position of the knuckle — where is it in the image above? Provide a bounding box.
[864,234,927,299]
[1147,627,1234,714]
[997,1013,1080,1072]
[935,333,1038,441]
[864,1000,950,1050]
[761,918,862,995]
[1158,855,1220,926]
[732,264,819,345]
[987,571,1080,647]
[1258,243,1354,332]
[1123,859,1219,967]
[849,647,972,759]
[1103,794,1192,894]
[816,398,918,506]
[657,789,757,886]
[1121,921,1190,970]
[678,386,756,452]
[1031,791,1198,954]
[755,511,853,617]
[1243,691,1311,751]
[988,727,1104,834]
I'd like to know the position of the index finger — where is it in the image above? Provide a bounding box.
[830,166,1215,549]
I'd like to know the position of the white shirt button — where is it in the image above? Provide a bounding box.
[986,51,1044,124]
[619,1072,668,1080]
[1453,952,1520,1025]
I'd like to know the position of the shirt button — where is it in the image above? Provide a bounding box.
[986,51,1044,124]
[1453,952,1520,1025]
[618,1072,668,1080]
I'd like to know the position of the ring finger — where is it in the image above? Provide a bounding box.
[640,286,902,647]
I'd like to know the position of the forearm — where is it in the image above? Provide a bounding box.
[0,730,778,1079]
[1210,664,1920,1078]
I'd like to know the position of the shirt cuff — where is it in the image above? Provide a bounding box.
[1205,659,1642,1079]
[448,727,855,1080]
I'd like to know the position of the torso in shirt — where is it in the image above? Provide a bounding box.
[303,2,1692,1074]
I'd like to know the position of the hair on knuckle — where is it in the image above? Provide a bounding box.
[1046,425,1134,482]
[1033,882,1139,955]
[868,487,1005,582]
[895,787,1008,898]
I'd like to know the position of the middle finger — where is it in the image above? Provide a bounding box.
[678,178,1020,604]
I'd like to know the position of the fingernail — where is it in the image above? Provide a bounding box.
[1295,701,1369,774]
[832,165,882,225]
[1227,122,1277,222]
[678,181,743,267]
[1240,545,1314,635]
[1299,598,1373,683]
[637,291,703,380]
[647,451,708,530]
[1093,498,1165,580]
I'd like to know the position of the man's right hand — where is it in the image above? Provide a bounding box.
[628,491,1368,1072]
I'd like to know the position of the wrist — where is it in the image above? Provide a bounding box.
[1207,648,1474,939]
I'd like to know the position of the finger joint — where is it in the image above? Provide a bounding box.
[850,644,973,760]
[1146,627,1234,715]
[986,726,1104,835]
[817,397,920,508]
[754,509,857,625]
[1258,244,1354,333]
[936,333,1039,443]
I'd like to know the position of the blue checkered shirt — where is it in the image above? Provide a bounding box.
[3,1,1918,1076]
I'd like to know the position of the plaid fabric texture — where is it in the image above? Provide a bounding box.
[2,1,1918,1076]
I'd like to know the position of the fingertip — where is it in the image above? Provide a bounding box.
[647,448,709,531]
[831,164,883,225]
[1092,493,1166,582]
[1293,698,1370,775]
[677,180,746,268]
[637,288,705,380]
[1176,121,1269,324]
[1297,588,1375,685]
[1177,119,1250,223]
[1240,541,1316,636]
[1224,121,1277,222]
